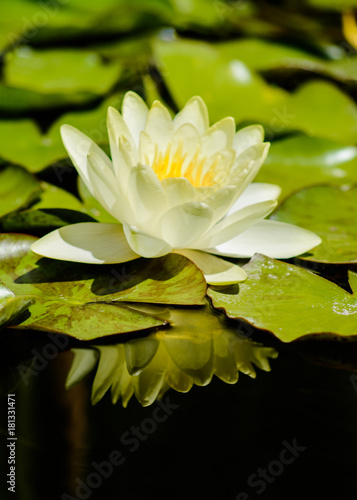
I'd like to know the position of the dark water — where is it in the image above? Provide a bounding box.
[1,334,357,500]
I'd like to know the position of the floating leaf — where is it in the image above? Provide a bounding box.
[219,38,357,84]
[306,0,357,9]
[255,135,357,200]
[32,182,84,212]
[0,165,42,218]
[153,37,288,124]
[0,120,64,173]
[0,84,97,115]
[0,94,123,172]
[288,81,357,145]
[4,47,122,95]
[154,38,357,143]
[219,38,323,72]
[272,185,357,263]
[1,209,95,235]
[0,234,205,339]
[0,283,32,329]
[208,254,357,342]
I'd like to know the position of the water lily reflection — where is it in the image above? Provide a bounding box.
[66,305,277,407]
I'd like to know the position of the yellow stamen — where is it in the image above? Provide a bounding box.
[151,141,230,188]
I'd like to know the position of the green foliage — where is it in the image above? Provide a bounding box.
[208,254,357,343]
[0,234,206,339]
[256,136,357,200]
[272,185,357,263]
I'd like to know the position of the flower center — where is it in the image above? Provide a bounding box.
[148,140,227,188]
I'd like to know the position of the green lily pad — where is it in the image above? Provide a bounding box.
[0,84,98,115]
[288,81,357,145]
[208,254,357,343]
[271,185,357,263]
[0,120,64,173]
[153,37,288,125]
[32,182,84,212]
[0,283,33,329]
[255,135,357,201]
[218,38,357,84]
[1,209,95,235]
[154,38,357,143]
[0,180,91,234]
[0,94,122,172]
[0,234,206,339]
[306,0,357,9]
[4,47,122,95]
[0,165,42,218]
[219,38,323,72]
[47,92,124,149]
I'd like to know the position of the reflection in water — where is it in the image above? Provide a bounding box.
[66,304,278,407]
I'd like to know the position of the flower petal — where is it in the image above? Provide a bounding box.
[122,91,149,147]
[201,117,236,156]
[60,124,112,188]
[210,219,322,259]
[161,177,196,208]
[86,153,135,224]
[144,100,173,150]
[123,223,172,258]
[227,183,281,215]
[107,106,136,166]
[195,200,277,249]
[173,96,209,135]
[201,185,237,226]
[159,201,213,247]
[233,124,264,156]
[31,223,139,264]
[176,249,247,285]
[230,142,270,199]
[127,164,167,226]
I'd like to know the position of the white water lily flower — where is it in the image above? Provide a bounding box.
[31,92,321,285]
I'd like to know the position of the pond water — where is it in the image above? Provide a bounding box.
[1,330,357,500]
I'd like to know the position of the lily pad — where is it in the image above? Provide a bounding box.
[0,283,32,329]
[0,234,206,339]
[0,165,42,218]
[32,182,84,212]
[1,209,95,235]
[255,135,357,201]
[288,81,357,145]
[0,84,98,115]
[208,254,357,342]
[219,38,357,84]
[306,0,357,9]
[0,120,64,173]
[4,47,122,95]
[153,37,288,124]
[154,38,357,143]
[0,94,122,172]
[271,185,357,263]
